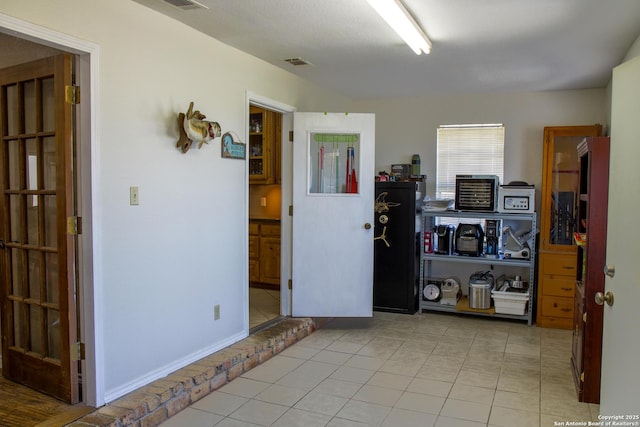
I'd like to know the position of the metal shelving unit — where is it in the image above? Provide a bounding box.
[420,209,537,325]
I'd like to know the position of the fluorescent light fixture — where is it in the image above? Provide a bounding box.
[367,0,432,55]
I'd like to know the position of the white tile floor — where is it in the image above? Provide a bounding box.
[161,311,599,427]
[249,288,281,330]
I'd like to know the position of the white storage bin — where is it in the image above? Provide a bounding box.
[491,289,530,315]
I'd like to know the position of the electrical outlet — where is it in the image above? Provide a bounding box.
[214,304,220,320]
[130,186,139,205]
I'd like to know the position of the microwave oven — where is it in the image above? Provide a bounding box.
[455,175,499,212]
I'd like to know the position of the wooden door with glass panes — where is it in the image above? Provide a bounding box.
[536,125,602,329]
[0,54,80,403]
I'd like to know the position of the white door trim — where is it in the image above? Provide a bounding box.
[0,13,104,407]
[245,92,295,325]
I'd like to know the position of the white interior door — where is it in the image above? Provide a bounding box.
[291,112,375,317]
[600,56,640,414]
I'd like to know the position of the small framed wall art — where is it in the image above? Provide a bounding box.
[221,132,246,159]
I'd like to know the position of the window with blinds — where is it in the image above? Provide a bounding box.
[436,124,505,200]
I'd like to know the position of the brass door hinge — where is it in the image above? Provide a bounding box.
[289,130,293,142]
[65,85,80,104]
[288,205,293,216]
[72,342,85,361]
[288,279,292,290]
[67,216,82,235]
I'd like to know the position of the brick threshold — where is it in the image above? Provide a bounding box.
[68,317,326,427]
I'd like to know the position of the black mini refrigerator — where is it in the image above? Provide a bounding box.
[373,180,425,313]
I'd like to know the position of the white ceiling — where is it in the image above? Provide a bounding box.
[133,0,640,99]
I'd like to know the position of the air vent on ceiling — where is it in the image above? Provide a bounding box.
[162,0,208,10]
[284,57,313,66]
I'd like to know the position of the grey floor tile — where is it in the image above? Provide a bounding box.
[271,408,332,427]
[191,391,249,416]
[335,400,392,426]
[159,408,223,427]
[406,377,453,397]
[448,383,495,405]
[217,378,271,398]
[394,391,445,415]
[313,377,363,398]
[366,371,413,391]
[488,406,539,427]
[293,390,349,416]
[439,398,491,423]
[242,355,306,383]
[330,365,376,384]
[435,415,486,427]
[253,383,308,406]
[352,384,403,407]
[382,408,436,427]
[311,349,353,365]
[344,354,386,371]
[227,399,289,426]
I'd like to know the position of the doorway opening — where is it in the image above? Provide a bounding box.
[248,104,283,331]
[0,23,96,412]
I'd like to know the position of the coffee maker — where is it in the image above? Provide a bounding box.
[485,219,499,258]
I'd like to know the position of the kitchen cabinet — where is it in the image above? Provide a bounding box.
[536,125,602,329]
[249,220,280,288]
[420,210,536,325]
[249,106,281,184]
[571,136,610,404]
[248,223,260,282]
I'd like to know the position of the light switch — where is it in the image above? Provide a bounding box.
[130,186,139,205]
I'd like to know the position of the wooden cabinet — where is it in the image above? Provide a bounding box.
[249,220,281,288]
[538,253,577,329]
[249,106,281,184]
[571,136,610,404]
[248,222,260,282]
[537,125,602,329]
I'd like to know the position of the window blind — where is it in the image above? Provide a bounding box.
[436,124,505,200]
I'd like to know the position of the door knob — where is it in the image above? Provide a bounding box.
[604,264,615,278]
[364,223,372,230]
[595,291,614,307]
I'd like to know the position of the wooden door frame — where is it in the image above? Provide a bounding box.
[0,14,102,407]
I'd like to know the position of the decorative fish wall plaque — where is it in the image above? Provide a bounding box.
[176,101,222,153]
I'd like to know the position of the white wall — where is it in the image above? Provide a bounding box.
[1,0,350,405]
[0,0,624,407]
[351,89,607,205]
[622,33,640,62]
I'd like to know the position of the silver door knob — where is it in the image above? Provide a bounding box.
[604,264,615,278]
[595,291,614,307]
